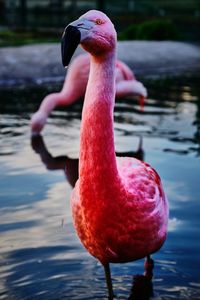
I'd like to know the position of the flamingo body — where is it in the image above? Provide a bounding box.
[72,157,167,264]
[31,53,147,134]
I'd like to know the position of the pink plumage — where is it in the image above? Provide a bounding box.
[61,10,168,298]
[31,53,147,134]
[72,158,167,264]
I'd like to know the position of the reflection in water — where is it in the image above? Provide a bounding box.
[128,275,153,300]
[31,134,79,187]
[194,87,200,155]
[3,246,99,300]
[128,257,154,300]
[116,136,144,161]
[1,75,200,299]
[3,246,154,300]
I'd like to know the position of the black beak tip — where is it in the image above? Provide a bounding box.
[61,25,81,68]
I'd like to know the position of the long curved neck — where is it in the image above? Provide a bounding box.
[79,50,121,197]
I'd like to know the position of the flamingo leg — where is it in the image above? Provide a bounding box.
[103,263,115,299]
[144,255,154,279]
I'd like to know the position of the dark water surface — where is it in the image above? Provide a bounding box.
[0,76,200,299]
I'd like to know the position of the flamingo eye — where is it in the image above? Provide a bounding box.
[95,18,103,25]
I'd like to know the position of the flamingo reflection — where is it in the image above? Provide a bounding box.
[31,134,78,187]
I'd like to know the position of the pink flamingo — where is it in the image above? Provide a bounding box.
[31,53,147,134]
[61,10,168,298]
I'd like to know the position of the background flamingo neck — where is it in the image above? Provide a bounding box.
[39,89,75,116]
[79,50,120,195]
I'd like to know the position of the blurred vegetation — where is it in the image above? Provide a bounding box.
[0,18,182,47]
[0,29,59,47]
[0,0,199,46]
[118,19,181,41]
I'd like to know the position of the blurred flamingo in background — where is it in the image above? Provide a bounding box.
[61,10,168,299]
[31,53,147,134]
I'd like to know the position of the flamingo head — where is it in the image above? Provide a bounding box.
[61,10,117,67]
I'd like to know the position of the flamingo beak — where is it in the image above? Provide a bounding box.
[61,25,81,67]
[61,18,94,67]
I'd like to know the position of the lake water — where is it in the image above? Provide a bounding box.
[0,75,200,299]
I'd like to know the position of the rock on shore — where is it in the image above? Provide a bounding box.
[0,41,199,86]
